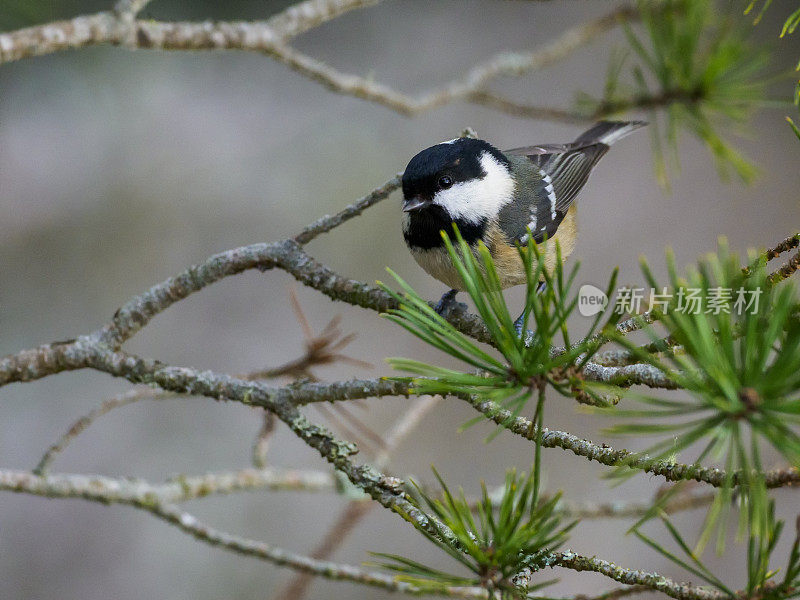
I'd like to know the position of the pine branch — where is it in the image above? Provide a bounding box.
[541,552,726,600]
[463,394,800,489]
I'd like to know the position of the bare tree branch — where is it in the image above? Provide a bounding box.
[0,468,485,598]
[0,0,379,62]
[1,467,336,502]
[277,395,440,600]
[149,502,463,597]
[0,468,720,600]
[19,339,798,495]
[0,236,670,392]
[0,4,640,121]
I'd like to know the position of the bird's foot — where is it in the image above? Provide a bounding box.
[513,312,527,337]
[513,281,547,342]
[434,289,467,318]
[513,310,539,346]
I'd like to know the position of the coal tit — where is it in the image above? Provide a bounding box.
[401,121,646,320]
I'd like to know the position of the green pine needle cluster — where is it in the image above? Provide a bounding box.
[379,227,620,416]
[634,514,736,596]
[744,0,800,108]
[581,0,772,185]
[372,466,574,597]
[635,502,800,599]
[599,239,800,551]
[745,1,800,37]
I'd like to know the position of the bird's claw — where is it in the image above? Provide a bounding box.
[513,312,539,346]
[435,289,467,318]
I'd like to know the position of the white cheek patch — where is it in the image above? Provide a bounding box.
[432,152,514,224]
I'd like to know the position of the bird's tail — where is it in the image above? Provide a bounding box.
[573,120,647,146]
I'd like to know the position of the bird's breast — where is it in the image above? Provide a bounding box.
[408,245,470,291]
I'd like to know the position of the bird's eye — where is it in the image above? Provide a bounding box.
[438,176,453,189]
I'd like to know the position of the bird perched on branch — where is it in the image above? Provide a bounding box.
[401,120,645,331]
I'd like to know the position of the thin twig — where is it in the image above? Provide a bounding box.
[147,502,466,597]
[0,467,475,597]
[560,492,716,520]
[33,387,169,475]
[48,346,800,491]
[263,0,382,42]
[0,237,670,391]
[252,411,277,468]
[471,87,708,124]
[0,0,378,63]
[4,337,797,493]
[294,174,402,245]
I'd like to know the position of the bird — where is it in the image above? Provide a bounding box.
[400,120,646,332]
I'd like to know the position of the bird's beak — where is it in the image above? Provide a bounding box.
[402,197,430,212]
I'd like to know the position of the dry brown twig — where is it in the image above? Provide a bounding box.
[248,287,383,454]
[245,285,378,460]
[246,287,372,381]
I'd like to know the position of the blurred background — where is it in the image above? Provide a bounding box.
[1,1,799,599]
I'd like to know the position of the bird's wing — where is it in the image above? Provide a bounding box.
[505,121,644,216]
[502,122,644,246]
[497,160,566,245]
[505,142,610,214]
